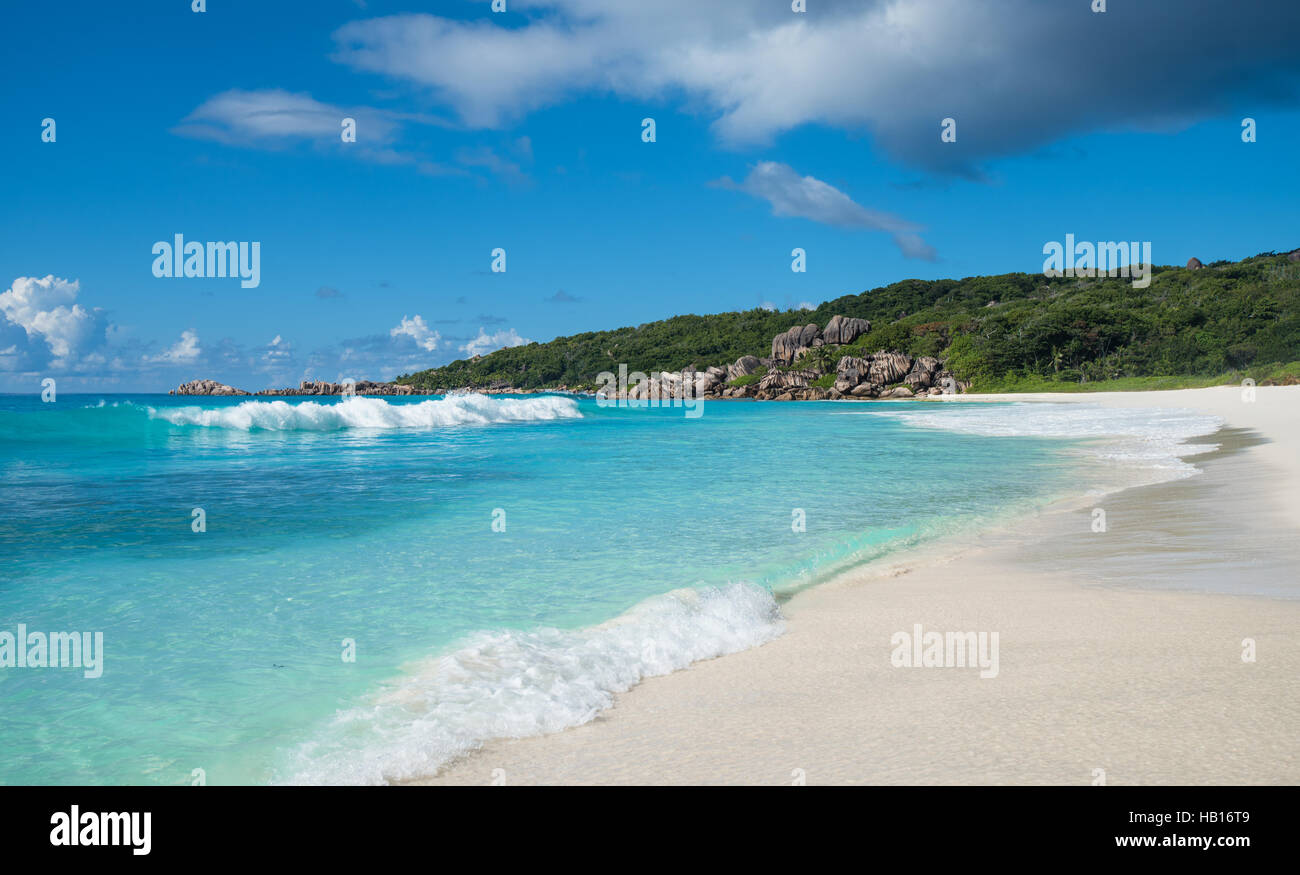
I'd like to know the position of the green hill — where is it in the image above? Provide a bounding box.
[397,250,1300,393]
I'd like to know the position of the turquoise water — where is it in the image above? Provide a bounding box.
[0,393,1079,785]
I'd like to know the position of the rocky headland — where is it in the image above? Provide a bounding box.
[173,314,965,402]
[603,314,966,402]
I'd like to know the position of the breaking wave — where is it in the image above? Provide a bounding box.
[879,401,1222,485]
[149,394,582,431]
[277,583,783,785]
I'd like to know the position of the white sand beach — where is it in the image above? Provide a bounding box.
[420,385,1300,785]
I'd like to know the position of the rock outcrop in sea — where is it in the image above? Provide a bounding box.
[171,379,417,396]
[254,380,417,396]
[170,380,249,396]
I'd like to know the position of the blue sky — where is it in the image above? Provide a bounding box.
[2,0,1299,391]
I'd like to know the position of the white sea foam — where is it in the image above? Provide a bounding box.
[878,402,1223,484]
[278,582,783,785]
[149,394,581,431]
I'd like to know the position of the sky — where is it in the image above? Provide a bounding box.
[2,0,1298,392]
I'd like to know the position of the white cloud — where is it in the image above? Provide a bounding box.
[0,275,107,366]
[718,161,936,260]
[390,314,441,351]
[175,89,548,182]
[798,302,816,311]
[147,330,202,364]
[263,334,292,364]
[175,89,400,145]
[333,13,608,129]
[173,89,465,176]
[461,327,531,357]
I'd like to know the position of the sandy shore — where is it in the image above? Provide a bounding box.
[421,385,1300,785]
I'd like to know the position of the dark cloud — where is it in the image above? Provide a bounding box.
[330,1,1300,177]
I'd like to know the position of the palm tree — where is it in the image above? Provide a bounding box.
[801,344,834,375]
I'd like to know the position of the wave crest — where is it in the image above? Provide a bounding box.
[149,394,582,431]
[278,582,784,785]
[880,402,1222,481]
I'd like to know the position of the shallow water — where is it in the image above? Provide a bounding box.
[0,393,1219,784]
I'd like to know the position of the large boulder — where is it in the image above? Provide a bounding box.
[771,323,823,364]
[903,356,942,390]
[929,370,970,394]
[757,370,815,392]
[823,315,871,346]
[626,373,664,400]
[868,351,914,386]
[836,355,871,385]
[1186,257,1204,270]
[931,370,957,394]
[657,370,699,398]
[171,379,249,396]
[726,355,762,381]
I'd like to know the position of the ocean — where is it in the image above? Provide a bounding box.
[0,393,1222,784]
